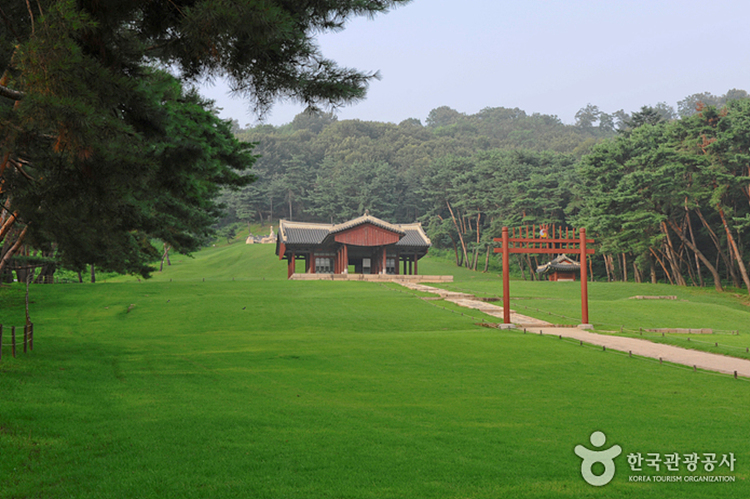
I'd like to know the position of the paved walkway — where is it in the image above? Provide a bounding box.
[398,282,750,378]
[525,327,750,378]
[398,281,553,327]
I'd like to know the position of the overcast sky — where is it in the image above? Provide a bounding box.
[199,0,750,128]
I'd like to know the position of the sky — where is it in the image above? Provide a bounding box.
[199,0,750,128]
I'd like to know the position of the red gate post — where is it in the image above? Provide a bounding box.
[580,228,590,326]
[288,253,295,279]
[502,227,511,324]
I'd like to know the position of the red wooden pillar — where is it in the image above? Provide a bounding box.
[343,244,349,274]
[580,228,590,324]
[288,253,295,279]
[382,248,387,274]
[310,251,316,273]
[413,254,418,275]
[502,227,511,324]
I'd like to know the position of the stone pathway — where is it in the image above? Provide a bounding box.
[397,282,750,378]
[525,327,750,378]
[398,282,552,327]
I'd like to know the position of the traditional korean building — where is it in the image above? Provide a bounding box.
[275,214,431,279]
[536,254,581,281]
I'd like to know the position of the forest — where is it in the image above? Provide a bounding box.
[221,89,750,291]
[0,0,409,280]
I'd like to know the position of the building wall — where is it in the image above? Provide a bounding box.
[334,224,401,247]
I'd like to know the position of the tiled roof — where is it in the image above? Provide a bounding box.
[278,218,430,247]
[278,221,332,245]
[395,223,431,247]
[329,214,405,236]
[536,255,580,274]
[284,227,329,244]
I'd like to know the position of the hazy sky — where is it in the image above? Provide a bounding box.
[199,0,750,127]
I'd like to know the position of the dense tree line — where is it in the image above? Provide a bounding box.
[575,99,750,293]
[224,90,750,292]
[224,105,613,227]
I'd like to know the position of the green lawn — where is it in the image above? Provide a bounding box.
[1,243,748,498]
[418,257,750,359]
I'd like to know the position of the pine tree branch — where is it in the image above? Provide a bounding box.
[0,83,24,101]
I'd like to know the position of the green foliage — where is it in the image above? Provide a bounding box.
[575,99,750,289]
[227,106,606,227]
[1,0,410,277]
[1,244,750,498]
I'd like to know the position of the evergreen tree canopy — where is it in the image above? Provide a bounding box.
[0,0,409,275]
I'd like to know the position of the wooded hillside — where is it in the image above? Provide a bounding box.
[222,92,750,291]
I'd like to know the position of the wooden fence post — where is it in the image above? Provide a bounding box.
[11,326,16,358]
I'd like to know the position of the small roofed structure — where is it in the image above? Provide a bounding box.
[276,214,431,279]
[536,254,581,282]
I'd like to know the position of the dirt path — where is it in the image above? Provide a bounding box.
[399,282,750,378]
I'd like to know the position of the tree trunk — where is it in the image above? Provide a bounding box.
[0,197,10,227]
[25,267,34,326]
[0,210,18,242]
[661,222,686,286]
[650,247,674,285]
[717,205,750,293]
[666,219,723,292]
[91,264,96,283]
[685,207,704,287]
[525,254,535,281]
[451,238,460,267]
[517,255,527,280]
[622,253,628,282]
[633,262,642,283]
[473,212,481,271]
[160,243,171,271]
[483,244,491,273]
[695,207,739,287]
[648,253,657,284]
[603,254,612,282]
[446,201,470,269]
[0,225,28,275]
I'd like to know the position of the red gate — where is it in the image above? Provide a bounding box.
[493,226,594,325]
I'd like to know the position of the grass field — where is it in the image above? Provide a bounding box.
[417,260,750,360]
[1,242,749,498]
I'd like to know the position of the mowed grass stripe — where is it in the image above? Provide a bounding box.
[0,243,748,498]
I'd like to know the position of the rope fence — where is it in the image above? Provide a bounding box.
[0,324,34,361]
